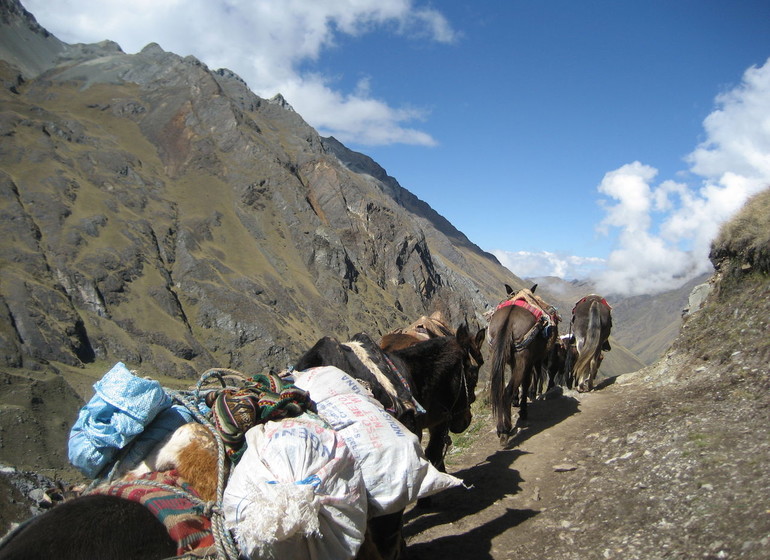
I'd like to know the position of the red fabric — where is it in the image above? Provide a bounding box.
[92,470,215,556]
[496,298,544,320]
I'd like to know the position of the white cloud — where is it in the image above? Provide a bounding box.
[492,250,605,281]
[24,0,455,146]
[594,57,770,296]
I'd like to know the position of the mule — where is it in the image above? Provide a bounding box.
[382,322,486,471]
[294,323,485,560]
[295,323,486,469]
[0,494,176,560]
[488,285,558,446]
[571,294,612,392]
[545,333,578,389]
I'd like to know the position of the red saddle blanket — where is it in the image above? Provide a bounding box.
[91,470,215,557]
[496,297,545,321]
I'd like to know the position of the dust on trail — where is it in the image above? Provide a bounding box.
[403,380,625,560]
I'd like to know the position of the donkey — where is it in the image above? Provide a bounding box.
[571,294,612,392]
[488,285,558,446]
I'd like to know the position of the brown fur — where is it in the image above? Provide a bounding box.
[176,430,219,502]
[126,422,221,502]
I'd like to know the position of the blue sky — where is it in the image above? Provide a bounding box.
[23,0,770,295]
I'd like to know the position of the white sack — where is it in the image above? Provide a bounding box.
[316,392,463,516]
[293,365,373,402]
[223,415,367,560]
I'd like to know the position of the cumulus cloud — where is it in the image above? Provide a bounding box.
[24,0,455,146]
[594,57,770,296]
[492,250,606,281]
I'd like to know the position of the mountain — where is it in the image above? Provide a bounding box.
[0,0,521,384]
[0,0,540,473]
[529,273,711,367]
[0,0,649,481]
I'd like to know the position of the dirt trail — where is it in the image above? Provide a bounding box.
[402,380,627,559]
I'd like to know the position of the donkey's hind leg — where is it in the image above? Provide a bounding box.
[498,375,517,442]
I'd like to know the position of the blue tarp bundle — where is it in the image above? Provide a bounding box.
[68,362,176,478]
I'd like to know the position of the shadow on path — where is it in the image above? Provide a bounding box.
[405,507,538,560]
[402,394,583,559]
[505,391,581,448]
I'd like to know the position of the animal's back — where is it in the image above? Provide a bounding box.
[0,494,176,560]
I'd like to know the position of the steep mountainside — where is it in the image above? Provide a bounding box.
[0,0,520,385]
[0,0,642,482]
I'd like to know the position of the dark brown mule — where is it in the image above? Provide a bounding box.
[571,294,612,392]
[379,319,486,472]
[488,285,557,446]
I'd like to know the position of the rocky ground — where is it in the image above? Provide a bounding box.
[402,344,769,559]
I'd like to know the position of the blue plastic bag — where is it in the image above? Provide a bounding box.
[68,362,172,478]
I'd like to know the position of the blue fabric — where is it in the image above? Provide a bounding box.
[120,404,197,471]
[68,362,172,478]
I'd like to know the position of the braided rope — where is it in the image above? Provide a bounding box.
[165,387,240,560]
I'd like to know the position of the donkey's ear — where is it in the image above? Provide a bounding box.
[530,283,538,293]
[455,322,470,344]
[475,327,486,346]
[505,283,514,295]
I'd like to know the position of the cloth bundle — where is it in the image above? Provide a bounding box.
[223,414,367,560]
[207,372,316,462]
[294,366,464,516]
[68,362,174,478]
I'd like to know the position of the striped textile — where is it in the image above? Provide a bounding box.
[91,470,215,557]
[209,372,315,463]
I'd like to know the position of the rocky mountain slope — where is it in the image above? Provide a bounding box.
[0,0,520,384]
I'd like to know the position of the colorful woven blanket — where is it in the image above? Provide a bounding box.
[91,470,215,557]
[496,298,545,320]
[207,372,316,463]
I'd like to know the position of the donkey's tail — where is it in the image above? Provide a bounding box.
[574,301,602,384]
[489,310,514,418]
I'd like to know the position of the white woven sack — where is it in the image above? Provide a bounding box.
[316,393,464,516]
[223,415,367,560]
[293,365,372,403]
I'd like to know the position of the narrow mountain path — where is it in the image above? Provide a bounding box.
[402,379,629,559]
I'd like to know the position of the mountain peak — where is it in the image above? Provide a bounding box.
[268,93,295,112]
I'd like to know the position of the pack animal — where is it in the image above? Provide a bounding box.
[294,323,485,560]
[487,284,558,446]
[544,333,578,389]
[571,294,612,392]
[0,494,176,560]
[379,318,486,472]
